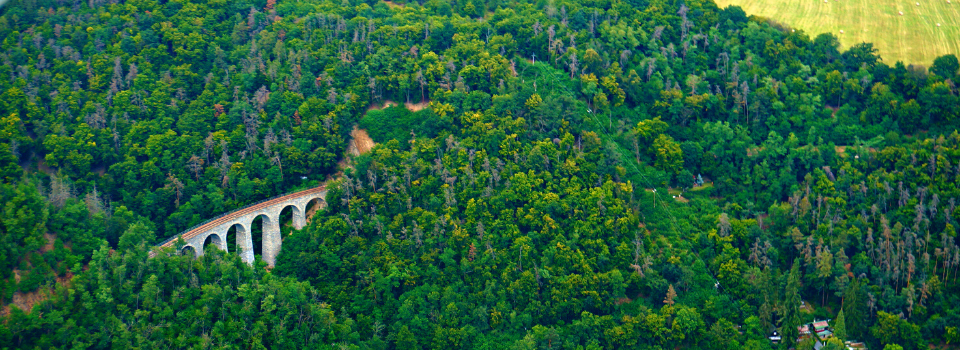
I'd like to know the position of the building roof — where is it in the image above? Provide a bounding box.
[813,320,830,329]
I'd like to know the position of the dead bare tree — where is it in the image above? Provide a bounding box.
[187,155,204,181]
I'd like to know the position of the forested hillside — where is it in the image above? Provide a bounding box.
[2,0,960,348]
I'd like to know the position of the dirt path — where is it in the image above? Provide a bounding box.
[367,99,430,113]
[366,100,399,112]
[405,100,429,112]
[348,127,376,156]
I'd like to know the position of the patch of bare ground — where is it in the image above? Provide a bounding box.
[826,105,839,117]
[335,126,378,178]
[404,100,429,112]
[36,158,55,176]
[1,272,72,318]
[835,145,847,154]
[383,0,403,8]
[2,233,71,317]
[367,99,430,113]
[348,127,376,156]
[367,99,398,112]
[834,145,877,158]
[305,200,321,224]
[40,232,56,253]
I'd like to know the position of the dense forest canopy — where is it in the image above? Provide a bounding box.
[1,0,959,348]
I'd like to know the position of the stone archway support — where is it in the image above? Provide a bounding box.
[155,187,328,267]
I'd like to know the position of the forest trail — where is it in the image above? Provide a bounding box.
[404,100,429,112]
[366,99,430,113]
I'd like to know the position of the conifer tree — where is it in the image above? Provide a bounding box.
[834,309,847,341]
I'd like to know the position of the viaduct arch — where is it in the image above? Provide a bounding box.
[154,186,327,267]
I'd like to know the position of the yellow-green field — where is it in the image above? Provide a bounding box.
[714,0,960,66]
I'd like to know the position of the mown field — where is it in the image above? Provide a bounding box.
[714,0,960,66]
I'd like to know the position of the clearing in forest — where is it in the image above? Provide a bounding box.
[714,0,960,65]
[348,127,376,156]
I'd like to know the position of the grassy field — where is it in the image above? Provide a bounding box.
[714,0,960,66]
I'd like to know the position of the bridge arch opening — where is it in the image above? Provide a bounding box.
[278,205,303,236]
[181,245,196,257]
[226,223,244,255]
[251,214,273,258]
[304,197,327,224]
[204,233,224,252]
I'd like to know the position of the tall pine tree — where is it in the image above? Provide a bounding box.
[780,260,802,350]
[834,309,847,341]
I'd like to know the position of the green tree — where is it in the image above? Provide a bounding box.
[780,260,802,350]
[833,309,847,341]
[395,325,420,350]
[653,134,684,176]
[871,311,922,350]
[843,277,868,339]
[0,144,18,182]
[118,221,156,251]
[930,54,959,78]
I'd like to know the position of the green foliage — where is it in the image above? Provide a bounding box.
[833,309,847,341]
[2,244,364,348]
[2,0,960,348]
[0,144,18,182]
[871,312,923,350]
[360,106,443,145]
[117,221,155,252]
[931,54,959,79]
[653,134,684,178]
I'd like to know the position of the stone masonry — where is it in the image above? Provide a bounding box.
[156,186,327,267]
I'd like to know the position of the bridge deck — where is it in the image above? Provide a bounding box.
[157,186,327,249]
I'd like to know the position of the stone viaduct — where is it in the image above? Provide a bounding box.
[155,186,327,267]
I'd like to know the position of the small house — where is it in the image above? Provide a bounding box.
[813,319,832,338]
[768,331,782,344]
[798,325,812,340]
